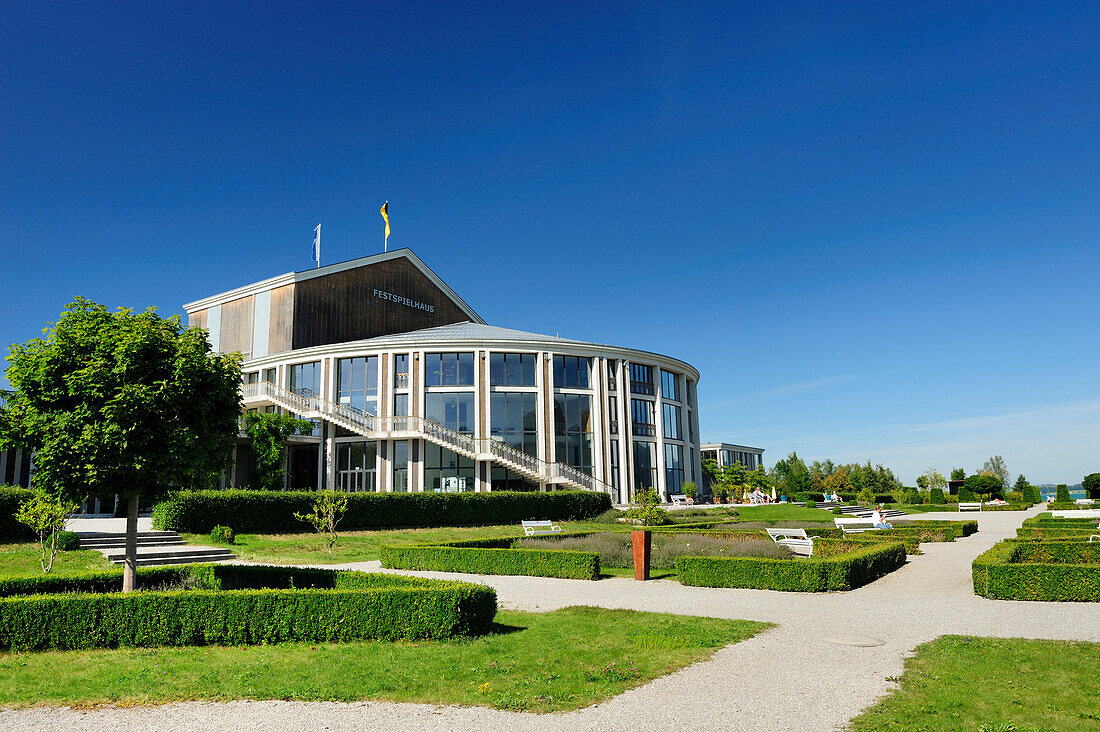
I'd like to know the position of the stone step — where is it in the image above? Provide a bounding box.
[105,548,235,565]
[120,552,237,567]
[79,537,185,548]
[76,530,178,540]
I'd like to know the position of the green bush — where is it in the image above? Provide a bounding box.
[902,488,920,505]
[0,565,497,650]
[153,489,612,533]
[54,531,80,551]
[209,525,235,544]
[833,506,844,515]
[0,487,37,541]
[805,499,816,509]
[957,487,975,502]
[1022,484,1042,504]
[1056,485,1071,502]
[677,540,906,592]
[929,488,945,504]
[973,540,1099,602]
[380,542,599,580]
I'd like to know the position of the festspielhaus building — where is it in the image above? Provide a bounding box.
[184,249,703,503]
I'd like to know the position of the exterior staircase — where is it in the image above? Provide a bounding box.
[78,530,237,566]
[242,381,612,494]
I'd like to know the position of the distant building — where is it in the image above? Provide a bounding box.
[700,442,765,495]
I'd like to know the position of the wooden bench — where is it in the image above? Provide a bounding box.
[958,502,983,512]
[765,528,814,556]
[521,520,562,536]
[670,494,694,506]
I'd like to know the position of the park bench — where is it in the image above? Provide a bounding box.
[670,494,694,506]
[1051,509,1100,519]
[1076,499,1095,506]
[958,502,983,512]
[521,520,562,536]
[766,528,814,556]
[834,517,880,533]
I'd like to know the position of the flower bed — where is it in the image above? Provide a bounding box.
[973,540,1100,602]
[0,564,497,651]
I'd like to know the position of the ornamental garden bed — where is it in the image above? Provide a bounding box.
[0,564,496,651]
[972,540,1100,602]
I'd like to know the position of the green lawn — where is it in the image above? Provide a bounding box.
[847,636,1100,731]
[729,504,836,523]
[0,606,768,712]
[0,543,114,578]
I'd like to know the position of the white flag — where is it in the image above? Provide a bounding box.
[312,224,321,267]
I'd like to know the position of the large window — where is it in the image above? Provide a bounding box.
[490,392,537,455]
[608,395,618,435]
[394,353,409,388]
[554,393,592,474]
[662,403,682,440]
[631,398,656,436]
[426,392,475,433]
[337,356,379,415]
[630,363,654,395]
[665,443,684,494]
[289,361,321,397]
[425,352,474,386]
[491,466,539,492]
[393,393,409,417]
[554,355,590,389]
[661,369,680,401]
[489,352,536,386]
[336,441,377,492]
[609,440,620,493]
[632,441,657,494]
[424,443,475,492]
[392,440,409,493]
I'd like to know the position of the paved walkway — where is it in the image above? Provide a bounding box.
[6,507,1100,731]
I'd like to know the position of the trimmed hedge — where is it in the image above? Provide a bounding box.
[677,539,906,591]
[0,564,497,650]
[973,540,1100,602]
[380,541,599,580]
[0,487,36,541]
[153,489,612,533]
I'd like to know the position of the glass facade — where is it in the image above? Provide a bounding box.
[662,403,682,440]
[660,369,679,401]
[424,443,475,492]
[490,392,537,455]
[337,356,379,415]
[393,393,410,416]
[553,355,590,389]
[489,352,536,386]
[394,353,409,388]
[491,466,539,491]
[630,363,654,395]
[631,398,656,436]
[392,440,409,492]
[336,441,377,492]
[665,443,684,494]
[554,393,592,474]
[289,361,321,397]
[426,392,475,433]
[425,352,474,386]
[632,441,657,493]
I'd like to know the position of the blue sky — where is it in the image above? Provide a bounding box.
[1,2,1097,484]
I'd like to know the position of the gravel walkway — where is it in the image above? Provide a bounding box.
[6,507,1099,731]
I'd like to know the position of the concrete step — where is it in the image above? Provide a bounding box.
[117,552,237,567]
[105,548,236,565]
[80,537,186,548]
[76,530,178,540]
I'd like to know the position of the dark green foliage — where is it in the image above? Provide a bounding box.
[1056,484,1071,502]
[957,487,975,502]
[929,488,946,504]
[153,490,612,533]
[1022,483,1042,504]
[54,531,80,551]
[209,525,235,544]
[973,540,1100,602]
[963,474,1002,498]
[0,564,497,650]
[242,412,315,490]
[0,487,36,540]
[804,499,816,509]
[902,488,920,505]
[380,543,599,580]
[677,540,906,592]
[951,468,966,481]
[1084,473,1100,498]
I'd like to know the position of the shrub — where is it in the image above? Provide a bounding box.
[957,487,975,502]
[516,532,789,569]
[0,565,497,650]
[973,540,1100,602]
[0,487,37,541]
[1004,491,1024,503]
[929,488,945,504]
[902,488,920,505]
[681,482,697,500]
[380,543,600,580]
[1056,485,1071,502]
[805,500,816,509]
[153,489,612,533]
[624,489,669,526]
[209,526,235,545]
[677,540,906,592]
[833,506,844,515]
[1022,484,1042,504]
[54,531,80,551]
[856,487,874,505]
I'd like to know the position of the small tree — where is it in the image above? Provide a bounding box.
[950,467,966,481]
[623,489,669,526]
[1056,484,1070,502]
[981,456,1010,491]
[294,490,349,553]
[244,412,315,490]
[922,467,947,492]
[824,467,851,496]
[929,487,946,504]
[15,492,79,572]
[964,474,1002,499]
[1014,474,1029,494]
[1083,473,1100,499]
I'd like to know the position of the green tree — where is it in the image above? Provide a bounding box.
[15,492,79,572]
[921,467,947,492]
[244,412,315,490]
[1083,473,1100,499]
[0,298,241,592]
[964,474,1002,499]
[950,467,966,481]
[624,488,669,526]
[1056,484,1070,502]
[770,452,812,496]
[981,455,1010,491]
[1014,474,1029,494]
[823,466,850,496]
[294,490,349,553]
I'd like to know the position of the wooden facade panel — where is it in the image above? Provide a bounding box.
[188,309,208,330]
[220,296,254,357]
[292,258,471,350]
[268,283,295,355]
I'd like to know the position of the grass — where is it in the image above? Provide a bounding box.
[729,505,837,523]
[0,606,769,712]
[847,636,1100,732]
[0,542,114,578]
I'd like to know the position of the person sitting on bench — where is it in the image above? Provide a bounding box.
[829,490,841,503]
[871,505,892,530]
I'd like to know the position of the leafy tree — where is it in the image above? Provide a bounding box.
[981,455,1010,490]
[294,490,349,553]
[964,474,1002,499]
[15,492,79,572]
[921,467,947,492]
[624,489,669,526]
[770,452,812,496]
[950,467,966,481]
[0,298,241,592]
[823,466,850,495]
[1083,473,1100,499]
[1014,474,1029,493]
[244,412,315,490]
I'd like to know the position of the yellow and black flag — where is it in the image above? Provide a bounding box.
[380,201,390,250]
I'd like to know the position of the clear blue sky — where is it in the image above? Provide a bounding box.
[1,2,1097,484]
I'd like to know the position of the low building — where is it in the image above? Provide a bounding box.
[700,442,765,494]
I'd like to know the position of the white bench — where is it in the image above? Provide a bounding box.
[670,494,694,506]
[958,502,983,512]
[521,520,562,536]
[1050,509,1100,518]
[834,517,880,533]
[1076,499,1095,506]
[766,528,814,556]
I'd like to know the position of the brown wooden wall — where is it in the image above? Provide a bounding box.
[291,257,472,349]
[268,283,295,354]
[188,309,208,329]
[220,296,254,358]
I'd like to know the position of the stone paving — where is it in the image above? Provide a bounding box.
[5,506,1099,731]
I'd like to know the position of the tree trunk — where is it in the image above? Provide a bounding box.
[122,494,139,593]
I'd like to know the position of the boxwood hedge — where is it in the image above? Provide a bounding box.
[677,539,906,591]
[152,489,611,533]
[973,540,1100,602]
[0,564,497,651]
[380,540,600,580]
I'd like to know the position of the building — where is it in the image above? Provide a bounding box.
[185,249,702,503]
[700,442,765,495]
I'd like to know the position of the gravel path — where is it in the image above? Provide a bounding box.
[6,507,1099,731]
